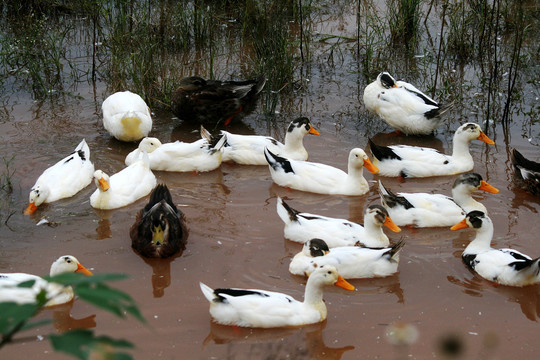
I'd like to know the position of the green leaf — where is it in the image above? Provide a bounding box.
[0,302,39,335]
[45,273,128,286]
[74,283,145,323]
[49,329,134,360]
[20,319,52,332]
[16,280,36,288]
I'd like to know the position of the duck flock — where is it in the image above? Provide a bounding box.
[2,72,539,330]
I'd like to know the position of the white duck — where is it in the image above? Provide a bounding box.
[90,155,156,210]
[24,139,94,215]
[0,255,93,307]
[451,211,540,287]
[277,198,401,248]
[265,147,379,196]
[289,238,405,279]
[199,264,354,328]
[378,173,499,227]
[221,117,320,165]
[369,123,494,178]
[102,90,152,142]
[363,72,453,135]
[125,126,226,172]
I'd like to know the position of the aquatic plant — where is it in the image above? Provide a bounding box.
[0,273,144,359]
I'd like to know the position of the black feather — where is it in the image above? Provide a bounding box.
[368,139,401,161]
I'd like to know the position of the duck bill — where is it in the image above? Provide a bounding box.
[450,218,469,231]
[477,132,494,145]
[98,178,110,192]
[152,226,164,246]
[76,263,93,276]
[363,157,379,174]
[309,127,320,136]
[24,202,38,215]
[384,216,401,232]
[334,275,355,291]
[479,180,499,193]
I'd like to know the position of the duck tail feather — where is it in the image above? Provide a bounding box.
[276,197,299,223]
[368,138,400,161]
[200,282,216,302]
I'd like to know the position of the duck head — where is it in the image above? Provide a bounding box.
[50,255,93,277]
[24,184,49,215]
[93,170,110,192]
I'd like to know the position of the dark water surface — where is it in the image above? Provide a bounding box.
[0,79,539,360]
[1,2,540,359]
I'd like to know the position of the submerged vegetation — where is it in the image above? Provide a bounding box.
[0,0,538,129]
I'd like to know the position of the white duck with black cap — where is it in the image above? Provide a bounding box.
[276,198,401,248]
[363,72,453,135]
[378,173,499,227]
[451,211,540,287]
[221,117,320,165]
[289,238,405,279]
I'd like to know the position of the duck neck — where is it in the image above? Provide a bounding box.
[466,223,494,252]
[451,134,473,160]
[364,221,389,247]
[452,187,482,211]
[283,131,306,156]
[303,276,325,305]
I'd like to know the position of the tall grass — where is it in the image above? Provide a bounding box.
[0,0,537,129]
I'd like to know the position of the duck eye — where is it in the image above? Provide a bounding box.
[327,271,331,274]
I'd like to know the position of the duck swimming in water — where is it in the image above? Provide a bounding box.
[171,75,266,126]
[130,184,188,258]
[369,123,494,178]
[363,72,453,135]
[200,264,354,328]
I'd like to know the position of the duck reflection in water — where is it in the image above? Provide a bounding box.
[203,320,354,360]
[51,301,96,333]
[140,255,180,298]
[447,275,540,321]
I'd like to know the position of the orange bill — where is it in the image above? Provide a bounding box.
[24,202,38,215]
[363,157,379,174]
[479,180,499,193]
[76,263,93,276]
[98,178,110,192]
[477,131,494,145]
[334,275,355,291]
[450,218,469,231]
[309,126,320,136]
[384,216,402,232]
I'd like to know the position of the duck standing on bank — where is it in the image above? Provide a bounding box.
[369,123,494,178]
[363,72,453,135]
[25,139,94,215]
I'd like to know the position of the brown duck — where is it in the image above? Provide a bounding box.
[171,75,266,126]
[130,184,188,258]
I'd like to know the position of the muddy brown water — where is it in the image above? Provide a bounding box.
[0,79,539,360]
